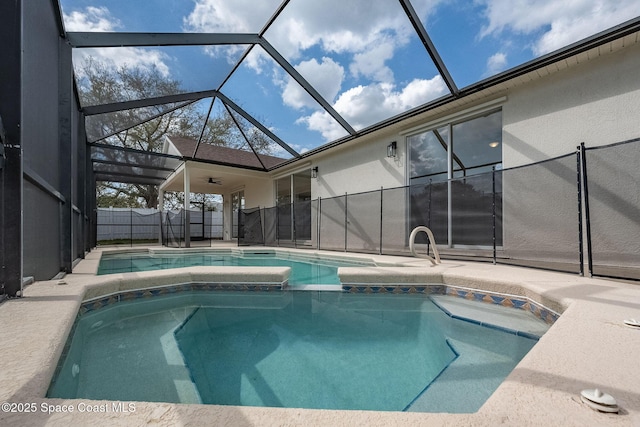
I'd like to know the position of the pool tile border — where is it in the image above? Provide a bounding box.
[342,283,560,326]
[342,284,446,295]
[80,282,285,315]
[81,281,560,328]
[443,285,560,325]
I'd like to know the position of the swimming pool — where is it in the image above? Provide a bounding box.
[97,251,373,286]
[48,290,543,412]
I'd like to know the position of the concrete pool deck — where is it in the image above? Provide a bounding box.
[0,247,639,426]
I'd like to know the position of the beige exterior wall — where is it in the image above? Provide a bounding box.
[311,132,407,199]
[500,41,640,264]
[503,41,640,167]
[243,177,275,208]
[292,39,640,262]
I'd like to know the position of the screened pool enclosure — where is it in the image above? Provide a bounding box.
[2,1,640,297]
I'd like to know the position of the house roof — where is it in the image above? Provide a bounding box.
[166,135,287,170]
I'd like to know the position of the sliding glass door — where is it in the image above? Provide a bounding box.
[276,170,311,242]
[408,110,502,247]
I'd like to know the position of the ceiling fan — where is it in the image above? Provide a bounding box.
[207,177,222,185]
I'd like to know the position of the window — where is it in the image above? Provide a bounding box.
[408,110,502,247]
[408,125,449,185]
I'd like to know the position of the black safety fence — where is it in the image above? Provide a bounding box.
[239,138,640,282]
[97,208,161,247]
[500,153,581,273]
[247,201,316,248]
[160,208,224,248]
[263,206,278,246]
[163,209,183,248]
[238,207,263,246]
[96,207,224,248]
[583,138,640,280]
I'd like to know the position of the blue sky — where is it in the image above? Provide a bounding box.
[61,0,640,156]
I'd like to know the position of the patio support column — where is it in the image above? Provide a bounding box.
[0,0,23,297]
[184,164,191,248]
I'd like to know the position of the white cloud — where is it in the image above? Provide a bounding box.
[479,0,640,55]
[269,142,310,158]
[185,0,445,80]
[296,112,348,142]
[262,0,425,85]
[282,58,345,109]
[184,0,281,33]
[183,0,451,141]
[184,0,283,63]
[241,48,270,75]
[350,40,396,83]
[65,7,171,77]
[64,6,118,31]
[486,52,508,75]
[299,76,448,140]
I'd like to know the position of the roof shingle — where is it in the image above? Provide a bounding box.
[167,135,287,170]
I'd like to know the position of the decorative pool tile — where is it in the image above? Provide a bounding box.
[81,281,285,315]
[471,292,482,301]
[80,279,559,327]
[512,299,527,310]
[342,284,445,295]
[342,284,560,326]
[500,298,514,308]
[443,285,560,326]
[490,295,505,304]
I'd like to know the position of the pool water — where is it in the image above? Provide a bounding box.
[97,252,366,286]
[48,291,539,412]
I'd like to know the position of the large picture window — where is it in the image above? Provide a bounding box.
[408,109,502,247]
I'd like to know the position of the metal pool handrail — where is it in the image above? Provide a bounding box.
[409,226,441,265]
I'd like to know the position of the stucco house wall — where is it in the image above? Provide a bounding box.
[500,40,640,263]
[502,41,640,166]
[298,38,640,262]
[311,132,407,199]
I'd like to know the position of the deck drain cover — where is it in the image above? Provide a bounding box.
[580,388,618,413]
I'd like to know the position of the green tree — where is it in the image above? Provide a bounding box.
[198,105,274,154]
[80,58,275,209]
[80,58,201,208]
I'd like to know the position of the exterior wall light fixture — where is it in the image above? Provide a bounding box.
[387,141,397,158]
[311,166,318,178]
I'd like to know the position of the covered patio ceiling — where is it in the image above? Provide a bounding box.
[54,0,640,186]
[160,161,284,195]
